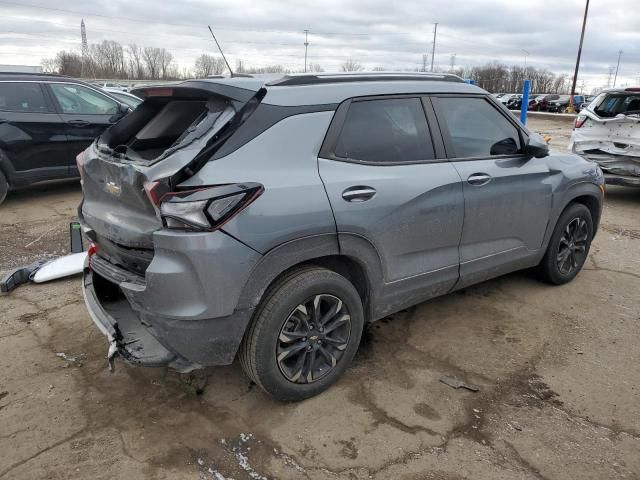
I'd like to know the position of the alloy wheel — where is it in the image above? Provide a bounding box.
[557,217,589,275]
[276,294,351,384]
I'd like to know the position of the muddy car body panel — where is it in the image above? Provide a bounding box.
[570,88,640,186]
[79,73,604,380]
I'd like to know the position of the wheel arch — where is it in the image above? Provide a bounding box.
[235,233,382,322]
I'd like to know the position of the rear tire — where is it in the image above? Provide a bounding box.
[537,203,593,285]
[0,169,8,206]
[239,266,364,401]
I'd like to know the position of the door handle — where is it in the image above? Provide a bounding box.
[467,173,492,186]
[67,120,90,127]
[342,186,377,202]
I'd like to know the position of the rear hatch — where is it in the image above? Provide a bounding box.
[571,89,640,176]
[79,79,265,266]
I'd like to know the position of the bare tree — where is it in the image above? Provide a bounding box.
[127,44,145,79]
[372,66,386,71]
[41,57,57,73]
[159,49,174,79]
[193,54,226,77]
[50,51,82,77]
[89,40,126,78]
[310,63,324,72]
[142,47,163,79]
[341,58,363,72]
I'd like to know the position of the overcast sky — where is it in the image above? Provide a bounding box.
[1,0,638,90]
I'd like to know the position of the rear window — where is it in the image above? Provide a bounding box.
[334,98,435,163]
[101,95,234,163]
[0,82,49,113]
[592,93,640,117]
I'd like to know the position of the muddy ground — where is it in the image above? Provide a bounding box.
[1,117,639,480]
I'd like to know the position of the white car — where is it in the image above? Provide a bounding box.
[570,87,640,187]
[102,88,142,109]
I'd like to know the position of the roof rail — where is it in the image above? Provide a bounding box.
[0,71,67,78]
[266,72,465,87]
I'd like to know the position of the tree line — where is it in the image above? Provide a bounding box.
[41,39,572,94]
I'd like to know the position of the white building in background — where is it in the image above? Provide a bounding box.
[0,65,43,73]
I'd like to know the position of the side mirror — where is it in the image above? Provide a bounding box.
[118,102,129,114]
[523,133,549,158]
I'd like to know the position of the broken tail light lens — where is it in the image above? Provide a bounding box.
[574,114,587,129]
[159,183,263,231]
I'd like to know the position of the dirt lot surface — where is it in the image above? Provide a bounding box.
[1,117,639,480]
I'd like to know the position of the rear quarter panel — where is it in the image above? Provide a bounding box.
[180,111,338,254]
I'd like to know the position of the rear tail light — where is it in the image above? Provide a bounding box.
[76,152,86,184]
[87,242,98,257]
[575,114,587,129]
[158,183,263,231]
[143,180,169,207]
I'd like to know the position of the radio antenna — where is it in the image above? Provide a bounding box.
[207,25,234,77]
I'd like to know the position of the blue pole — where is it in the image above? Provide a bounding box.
[520,79,531,125]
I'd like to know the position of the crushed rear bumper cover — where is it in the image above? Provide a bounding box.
[83,254,255,371]
[579,151,640,187]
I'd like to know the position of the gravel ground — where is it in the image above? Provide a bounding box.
[1,117,639,480]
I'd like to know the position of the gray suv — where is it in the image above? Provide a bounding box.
[79,73,604,401]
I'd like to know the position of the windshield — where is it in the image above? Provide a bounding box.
[592,93,640,117]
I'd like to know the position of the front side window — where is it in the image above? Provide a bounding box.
[437,97,521,158]
[50,83,119,115]
[0,82,49,112]
[334,97,435,163]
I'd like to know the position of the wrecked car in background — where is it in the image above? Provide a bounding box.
[570,87,640,187]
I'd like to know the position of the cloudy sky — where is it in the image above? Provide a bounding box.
[0,0,638,90]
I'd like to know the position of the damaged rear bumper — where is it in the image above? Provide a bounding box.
[579,151,640,187]
[82,250,257,371]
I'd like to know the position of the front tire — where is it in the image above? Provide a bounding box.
[0,169,8,206]
[538,203,593,285]
[239,267,364,401]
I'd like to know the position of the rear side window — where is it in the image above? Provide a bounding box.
[437,97,521,158]
[334,98,435,163]
[0,82,49,112]
[592,93,640,117]
[50,83,119,115]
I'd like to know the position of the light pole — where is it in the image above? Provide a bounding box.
[613,50,623,88]
[522,49,529,70]
[568,0,590,113]
[303,29,309,73]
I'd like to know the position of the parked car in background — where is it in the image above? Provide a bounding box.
[102,87,143,109]
[530,94,561,111]
[548,95,585,113]
[578,95,597,112]
[503,94,522,108]
[91,82,129,92]
[0,73,130,205]
[506,95,538,110]
[570,87,640,187]
[79,72,604,401]
[498,93,520,105]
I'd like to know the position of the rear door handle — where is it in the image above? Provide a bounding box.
[467,173,492,186]
[342,186,377,202]
[67,120,90,127]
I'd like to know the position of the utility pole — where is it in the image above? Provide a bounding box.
[607,66,615,88]
[80,19,88,78]
[613,50,623,88]
[522,49,529,70]
[568,0,589,113]
[430,22,438,72]
[303,29,309,73]
[450,53,456,73]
